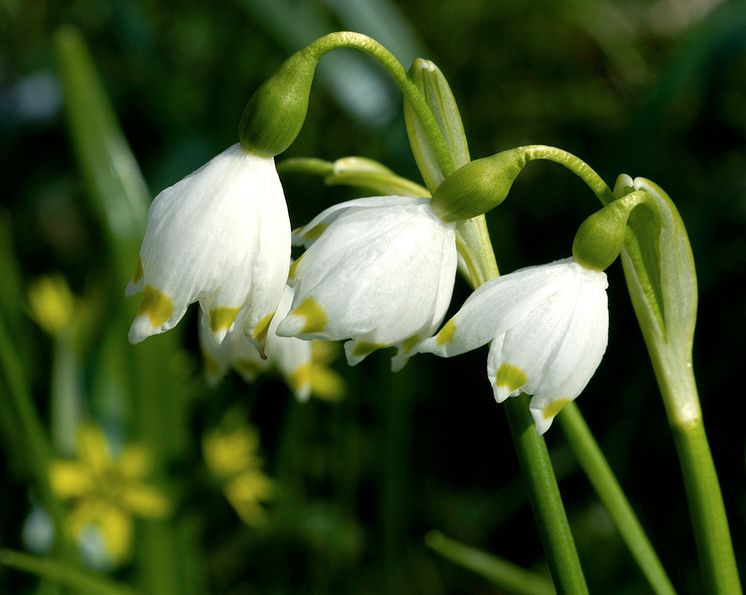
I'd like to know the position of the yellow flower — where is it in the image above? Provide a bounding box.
[50,423,170,564]
[27,275,75,336]
[203,415,273,527]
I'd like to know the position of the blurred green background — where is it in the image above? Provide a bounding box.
[1,0,745,593]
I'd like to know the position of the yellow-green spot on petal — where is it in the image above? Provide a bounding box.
[495,363,528,391]
[304,223,325,241]
[436,319,457,346]
[133,257,144,283]
[210,306,241,332]
[289,362,312,394]
[289,255,304,281]
[543,398,570,420]
[292,298,327,334]
[352,341,385,357]
[138,285,173,327]
[252,313,274,344]
[401,335,421,354]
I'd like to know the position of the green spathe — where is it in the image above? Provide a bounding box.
[430,149,528,222]
[404,59,470,193]
[239,49,317,157]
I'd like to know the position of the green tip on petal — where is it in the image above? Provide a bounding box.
[436,319,457,346]
[495,363,528,392]
[292,297,328,335]
[543,398,570,420]
[138,285,173,327]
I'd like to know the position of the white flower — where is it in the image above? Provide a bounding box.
[275,196,458,370]
[200,284,316,401]
[420,258,608,433]
[126,144,290,346]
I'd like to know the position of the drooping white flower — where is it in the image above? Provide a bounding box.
[199,284,314,400]
[275,196,458,370]
[420,258,608,433]
[126,144,290,346]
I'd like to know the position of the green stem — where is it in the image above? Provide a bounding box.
[672,420,740,595]
[558,403,676,595]
[304,32,456,176]
[518,145,614,206]
[504,395,589,595]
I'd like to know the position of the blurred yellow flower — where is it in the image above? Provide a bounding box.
[27,275,75,336]
[50,422,170,564]
[203,415,273,527]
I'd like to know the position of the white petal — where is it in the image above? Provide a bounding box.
[419,258,575,358]
[293,196,422,247]
[197,311,230,386]
[486,284,579,402]
[128,144,290,344]
[265,285,313,400]
[278,201,457,363]
[532,267,608,410]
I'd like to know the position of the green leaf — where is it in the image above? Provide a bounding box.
[53,26,149,285]
[425,531,555,595]
[0,550,141,595]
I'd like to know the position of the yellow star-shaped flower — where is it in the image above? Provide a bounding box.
[50,423,170,563]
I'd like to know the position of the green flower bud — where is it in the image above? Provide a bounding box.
[572,191,653,271]
[239,49,318,157]
[430,148,529,222]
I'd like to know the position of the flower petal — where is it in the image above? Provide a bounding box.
[128,145,290,344]
[279,200,457,366]
[420,258,576,358]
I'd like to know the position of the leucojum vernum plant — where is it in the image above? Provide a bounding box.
[119,32,742,595]
[2,29,740,595]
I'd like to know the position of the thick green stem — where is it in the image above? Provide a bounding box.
[558,403,675,595]
[672,412,741,595]
[504,396,589,595]
[304,32,456,176]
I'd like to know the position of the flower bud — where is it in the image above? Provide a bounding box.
[239,50,318,157]
[430,148,529,222]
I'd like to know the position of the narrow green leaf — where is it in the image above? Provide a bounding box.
[425,531,555,595]
[0,550,140,595]
[53,26,149,284]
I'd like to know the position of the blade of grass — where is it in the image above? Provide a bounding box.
[425,531,555,595]
[0,550,140,595]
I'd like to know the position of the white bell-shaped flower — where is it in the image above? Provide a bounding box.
[199,284,314,401]
[126,144,290,346]
[420,258,608,433]
[276,196,457,370]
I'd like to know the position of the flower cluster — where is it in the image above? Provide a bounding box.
[126,141,610,433]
